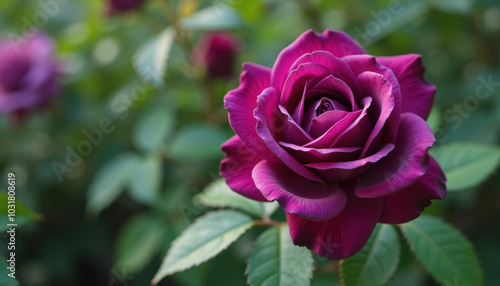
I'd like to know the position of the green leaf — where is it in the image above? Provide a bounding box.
[132,107,175,152]
[340,224,400,286]
[0,258,17,286]
[86,153,139,215]
[132,27,175,86]
[400,215,483,286]
[169,124,228,160]
[195,178,279,218]
[115,213,166,273]
[0,192,38,231]
[180,6,244,30]
[152,210,254,285]
[431,143,500,191]
[247,225,314,286]
[127,154,162,205]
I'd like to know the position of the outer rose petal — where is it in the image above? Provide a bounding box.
[253,161,347,221]
[271,30,365,91]
[354,113,436,198]
[377,54,436,120]
[287,192,383,260]
[378,157,447,224]
[225,63,277,161]
[220,135,267,201]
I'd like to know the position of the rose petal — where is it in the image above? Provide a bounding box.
[278,105,313,145]
[354,113,435,198]
[287,192,383,260]
[280,62,331,111]
[253,161,347,221]
[343,55,402,152]
[305,143,395,180]
[225,62,277,161]
[309,110,349,138]
[289,51,360,96]
[378,157,447,224]
[377,54,436,120]
[305,96,372,149]
[0,90,39,112]
[279,142,362,164]
[220,135,267,201]
[254,87,324,183]
[308,74,358,110]
[356,71,396,157]
[271,30,365,92]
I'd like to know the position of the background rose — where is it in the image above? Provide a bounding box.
[106,0,147,15]
[192,32,240,79]
[220,29,447,260]
[0,31,61,119]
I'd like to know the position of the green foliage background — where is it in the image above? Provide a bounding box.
[0,0,499,285]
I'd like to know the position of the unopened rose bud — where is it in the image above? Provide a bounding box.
[192,32,240,79]
[106,0,147,15]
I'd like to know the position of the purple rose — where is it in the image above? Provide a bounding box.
[192,32,240,79]
[220,30,446,260]
[0,31,61,119]
[106,0,146,14]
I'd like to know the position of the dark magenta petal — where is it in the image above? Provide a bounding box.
[354,113,435,198]
[305,97,372,149]
[287,192,383,260]
[280,62,331,111]
[107,0,146,14]
[253,161,347,221]
[356,71,396,157]
[0,90,39,112]
[377,54,436,120]
[309,110,349,138]
[0,31,60,114]
[288,51,360,95]
[305,143,394,180]
[279,142,361,164]
[343,55,402,151]
[271,30,365,92]
[278,105,313,146]
[379,157,446,224]
[254,87,324,183]
[308,74,358,110]
[224,63,277,161]
[220,136,267,201]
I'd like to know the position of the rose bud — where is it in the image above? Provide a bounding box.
[192,32,240,79]
[106,0,147,15]
[0,31,61,122]
[220,29,447,260]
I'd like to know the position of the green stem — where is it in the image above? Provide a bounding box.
[254,217,284,227]
[157,0,217,120]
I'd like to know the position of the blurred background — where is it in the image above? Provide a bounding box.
[0,0,499,285]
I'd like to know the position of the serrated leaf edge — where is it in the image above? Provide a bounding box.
[398,216,483,286]
[152,210,254,285]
